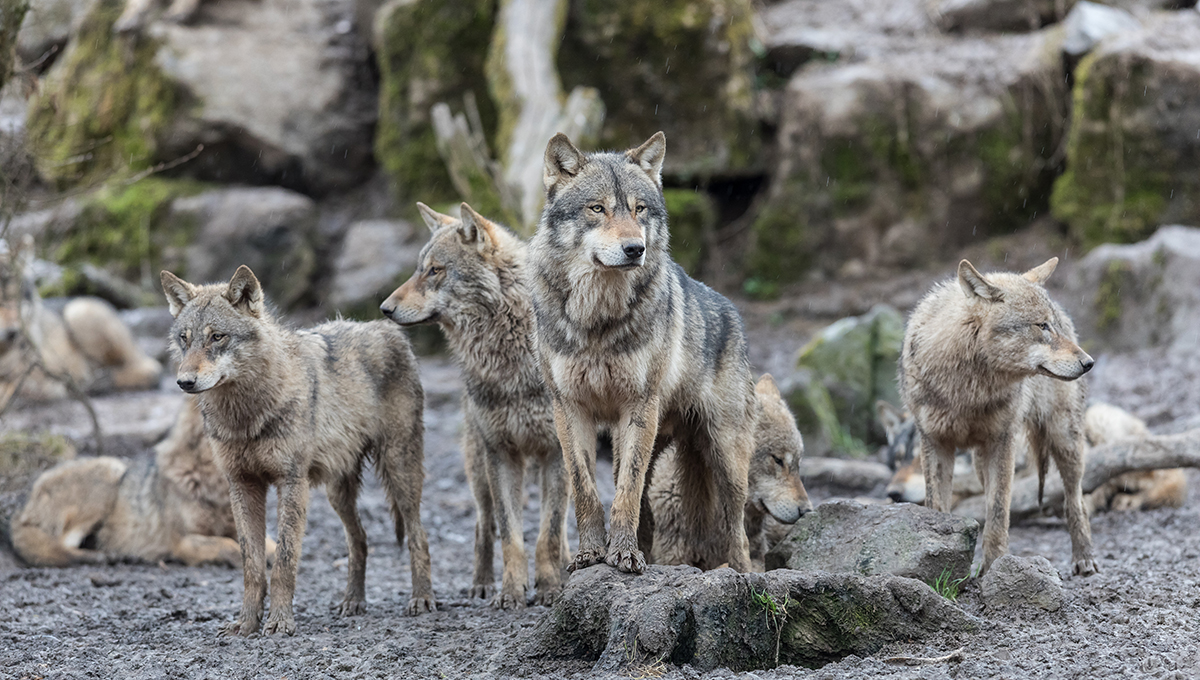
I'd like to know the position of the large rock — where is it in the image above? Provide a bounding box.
[26,0,377,194]
[926,0,1075,33]
[1061,1,1140,58]
[14,0,90,68]
[980,554,1064,611]
[497,564,976,674]
[765,501,979,583]
[1051,13,1200,248]
[0,0,26,89]
[745,30,1068,288]
[1063,225,1200,353]
[327,218,421,316]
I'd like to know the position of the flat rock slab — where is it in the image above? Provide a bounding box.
[765,500,979,582]
[981,554,1064,612]
[496,564,976,674]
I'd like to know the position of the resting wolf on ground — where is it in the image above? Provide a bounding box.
[530,131,758,574]
[900,258,1097,576]
[161,265,432,637]
[649,373,812,570]
[0,236,162,405]
[380,201,568,610]
[12,396,277,568]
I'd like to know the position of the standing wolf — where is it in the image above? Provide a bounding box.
[160,266,432,637]
[380,202,568,609]
[900,258,1097,576]
[530,131,758,574]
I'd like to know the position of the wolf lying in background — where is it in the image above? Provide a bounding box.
[381,202,568,610]
[530,131,758,574]
[900,258,1097,576]
[12,397,277,568]
[879,401,1186,514]
[161,265,431,637]
[0,236,162,405]
[649,374,812,570]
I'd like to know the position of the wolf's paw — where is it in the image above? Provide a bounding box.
[605,548,646,574]
[532,585,562,607]
[491,585,526,611]
[468,584,493,600]
[332,597,366,617]
[263,610,297,636]
[1110,494,1141,512]
[567,547,606,573]
[219,614,261,637]
[1073,557,1099,576]
[406,596,436,615]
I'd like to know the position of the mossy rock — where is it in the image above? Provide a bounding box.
[25,0,183,189]
[0,431,75,494]
[557,0,762,178]
[373,0,497,213]
[664,188,717,276]
[0,0,27,90]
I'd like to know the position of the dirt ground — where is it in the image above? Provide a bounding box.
[4,252,1200,679]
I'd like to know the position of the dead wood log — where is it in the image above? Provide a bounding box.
[800,456,893,491]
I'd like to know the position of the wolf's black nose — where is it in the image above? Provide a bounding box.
[379,303,394,318]
[1080,358,1095,373]
[177,378,196,391]
[623,243,645,259]
[887,490,903,503]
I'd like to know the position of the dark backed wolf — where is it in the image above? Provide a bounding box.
[160,266,432,637]
[380,202,568,609]
[529,131,758,574]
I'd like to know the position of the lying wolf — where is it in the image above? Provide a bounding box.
[900,258,1097,576]
[12,397,277,568]
[0,236,162,405]
[530,131,758,573]
[381,202,568,610]
[649,374,812,570]
[161,265,432,636]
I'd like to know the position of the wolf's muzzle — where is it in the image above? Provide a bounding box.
[177,378,197,392]
[1080,357,1095,374]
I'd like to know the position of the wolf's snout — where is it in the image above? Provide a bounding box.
[621,240,645,260]
[1,328,16,342]
[177,377,197,392]
[1080,356,1095,374]
[379,302,395,318]
[887,489,904,503]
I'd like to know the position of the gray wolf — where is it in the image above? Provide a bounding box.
[900,257,1097,576]
[650,373,812,570]
[160,265,431,636]
[877,400,982,507]
[12,396,277,568]
[0,236,162,405]
[529,131,758,573]
[380,201,568,609]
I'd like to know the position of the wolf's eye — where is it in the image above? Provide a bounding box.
[1037,322,1050,332]
[427,266,442,277]
[589,205,604,214]
[210,333,226,342]
[178,333,187,344]
[771,455,784,467]
[635,205,646,214]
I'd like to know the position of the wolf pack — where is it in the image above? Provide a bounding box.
[3,132,1183,639]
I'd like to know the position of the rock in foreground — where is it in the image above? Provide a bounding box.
[765,501,979,583]
[981,554,1064,612]
[497,564,975,674]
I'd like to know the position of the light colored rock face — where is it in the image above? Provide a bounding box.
[1051,13,1200,248]
[764,500,979,583]
[498,563,976,673]
[1061,1,1140,57]
[15,0,94,65]
[327,219,420,312]
[1064,225,1200,353]
[170,187,317,309]
[926,0,1075,33]
[747,29,1067,286]
[980,554,1064,611]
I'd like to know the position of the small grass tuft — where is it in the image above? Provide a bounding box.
[752,586,795,667]
[929,567,969,601]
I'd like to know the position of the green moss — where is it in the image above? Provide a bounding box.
[374,0,497,213]
[663,188,717,276]
[25,0,182,188]
[779,590,884,669]
[0,0,27,91]
[1095,259,1129,331]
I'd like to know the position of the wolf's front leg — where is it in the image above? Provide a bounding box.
[606,396,661,574]
[220,480,268,637]
[264,475,310,636]
[978,438,1016,576]
[552,399,605,572]
[533,444,569,605]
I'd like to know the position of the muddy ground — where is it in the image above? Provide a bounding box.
[4,246,1200,679]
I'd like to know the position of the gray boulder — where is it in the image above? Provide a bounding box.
[497,564,976,674]
[980,554,1064,611]
[15,0,94,66]
[765,500,979,583]
[327,218,421,315]
[1061,1,1140,57]
[925,0,1075,32]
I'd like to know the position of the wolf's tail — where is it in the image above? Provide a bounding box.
[1034,442,1050,508]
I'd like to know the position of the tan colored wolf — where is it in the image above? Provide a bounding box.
[12,396,277,568]
[900,258,1097,576]
[160,265,432,637]
[380,202,568,610]
[530,131,758,574]
[649,373,812,570]
[0,236,162,405]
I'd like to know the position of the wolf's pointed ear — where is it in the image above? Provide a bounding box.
[627,131,666,188]
[416,202,456,233]
[225,265,265,317]
[458,203,498,248]
[1022,257,1058,285]
[543,133,587,197]
[755,373,781,399]
[958,259,1003,302]
[876,400,905,443]
[161,271,198,318]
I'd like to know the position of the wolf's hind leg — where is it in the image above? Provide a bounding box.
[173,534,242,568]
[533,445,569,605]
[327,466,368,616]
[1047,428,1097,576]
[488,444,528,609]
[377,431,435,614]
[706,429,753,572]
[463,430,496,600]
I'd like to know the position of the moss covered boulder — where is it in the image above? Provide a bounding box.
[746,30,1068,289]
[1050,12,1200,249]
[664,188,717,276]
[373,0,496,209]
[558,0,762,178]
[497,563,976,673]
[1,0,28,89]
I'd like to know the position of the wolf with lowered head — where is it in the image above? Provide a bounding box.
[530,131,758,574]
[160,265,432,637]
[900,258,1097,576]
[380,201,568,609]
